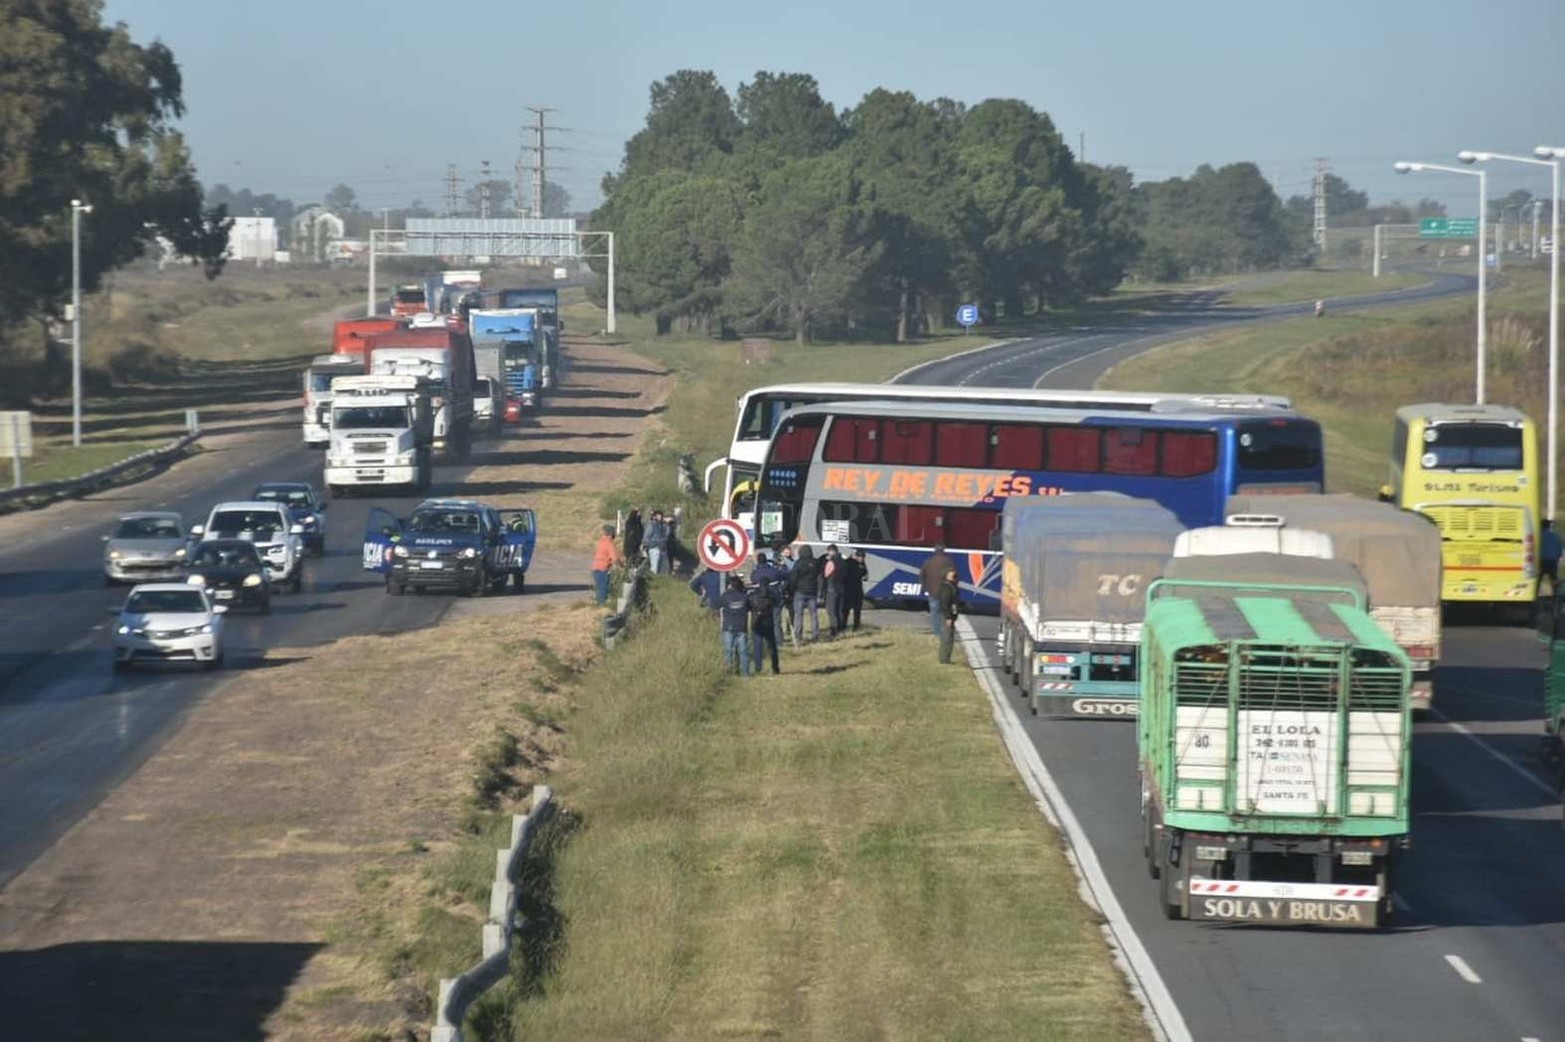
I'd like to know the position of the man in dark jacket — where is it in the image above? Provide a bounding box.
[747,570,780,675]
[689,566,722,612]
[842,549,867,631]
[644,511,671,575]
[937,567,960,664]
[719,575,753,677]
[623,509,644,564]
[789,545,821,647]
[751,551,789,652]
[920,543,957,637]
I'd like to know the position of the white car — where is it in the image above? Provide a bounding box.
[191,500,306,592]
[112,583,227,670]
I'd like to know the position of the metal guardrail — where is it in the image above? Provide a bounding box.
[602,567,647,650]
[430,784,555,1042]
[0,428,202,512]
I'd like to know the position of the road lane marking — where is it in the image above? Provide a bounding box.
[955,616,1192,1042]
[1444,954,1482,984]
[1032,331,1170,387]
[1429,708,1558,800]
[889,338,1015,383]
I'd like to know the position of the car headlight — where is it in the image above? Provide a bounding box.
[174,547,187,558]
[460,547,478,559]
[186,574,206,586]
[392,545,409,558]
[197,624,213,636]
[117,624,130,635]
[242,573,263,587]
[107,549,122,560]
[302,515,318,527]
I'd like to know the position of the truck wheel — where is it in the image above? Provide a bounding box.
[1158,853,1182,920]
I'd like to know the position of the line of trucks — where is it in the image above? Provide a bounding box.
[996,491,1442,929]
[300,277,562,496]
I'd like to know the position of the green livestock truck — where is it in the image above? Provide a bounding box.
[1138,560,1412,929]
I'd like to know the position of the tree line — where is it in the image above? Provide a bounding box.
[590,71,1449,340]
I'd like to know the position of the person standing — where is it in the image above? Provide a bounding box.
[752,551,789,652]
[822,544,845,638]
[623,508,644,565]
[776,544,797,635]
[842,548,867,632]
[789,545,821,647]
[719,575,753,677]
[920,542,957,637]
[937,567,960,664]
[644,510,670,575]
[591,524,623,606]
[747,569,780,675]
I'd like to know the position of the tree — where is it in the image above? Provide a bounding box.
[727,155,880,345]
[612,70,741,190]
[542,181,573,218]
[325,183,359,213]
[604,170,743,332]
[0,0,230,326]
[735,71,845,158]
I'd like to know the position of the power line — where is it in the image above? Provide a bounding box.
[518,106,568,217]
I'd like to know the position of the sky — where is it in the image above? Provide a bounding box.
[105,0,1565,218]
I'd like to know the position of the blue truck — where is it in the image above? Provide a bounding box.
[492,288,561,389]
[469,309,542,420]
[362,497,537,596]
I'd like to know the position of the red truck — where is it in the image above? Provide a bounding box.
[363,326,477,457]
[332,317,405,362]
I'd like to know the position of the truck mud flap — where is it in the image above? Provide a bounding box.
[1185,880,1381,928]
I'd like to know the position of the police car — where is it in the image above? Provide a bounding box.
[362,497,536,596]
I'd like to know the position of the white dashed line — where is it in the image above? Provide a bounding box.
[1429,708,1558,800]
[1444,954,1483,984]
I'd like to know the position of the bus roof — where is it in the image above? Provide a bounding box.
[742,381,1292,410]
[1394,402,1533,425]
[776,398,1305,426]
[1145,591,1400,652]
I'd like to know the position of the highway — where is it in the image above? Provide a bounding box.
[895,275,1565,1042]
[0,428,532,889]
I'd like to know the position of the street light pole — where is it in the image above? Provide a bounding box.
[1395,161,1487,403]
[1461,150,1562,522]
[70,199,93,448]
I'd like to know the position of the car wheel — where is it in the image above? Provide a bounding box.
[511,573,526,594]
[468,576,486,598]
[387,580,405,596]
[112,657,130,672]
[205,649,224,671]
[291,565,303,594]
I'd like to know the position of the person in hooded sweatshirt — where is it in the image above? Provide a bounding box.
[789,545,821,647]
[622,508,644,565]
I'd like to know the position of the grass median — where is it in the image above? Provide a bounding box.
[506,590,1147,1041]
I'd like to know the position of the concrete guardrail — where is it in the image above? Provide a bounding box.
[430,784,555,1042]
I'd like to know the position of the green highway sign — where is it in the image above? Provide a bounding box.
[1419,217,1478,238]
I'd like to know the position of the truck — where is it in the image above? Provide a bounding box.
[390,284,427,317]
[363,325,476,458]
[492,288,562,389]
[302,354,368,447]
[323,375,434,495]
[998,493,1185,718]
[1138,552,1409,929]
[1225,494,1444,711]
[361,497,537,597]
[332,317,404,360]
[469,309,540,418]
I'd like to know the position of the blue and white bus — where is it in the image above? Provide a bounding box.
[755,399,1324,608]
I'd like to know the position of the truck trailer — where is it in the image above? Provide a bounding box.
[363,325,476,458]
[1224,494,1443,710]
[1138,554,1410,929]
[999,493,1185,717]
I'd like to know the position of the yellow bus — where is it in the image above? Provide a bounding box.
[1385,403,1541,609]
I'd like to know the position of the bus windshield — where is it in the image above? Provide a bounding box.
[1236,420,1322,472]
[1422,423,1524,470]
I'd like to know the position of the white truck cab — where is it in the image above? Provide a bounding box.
[324,375,433,495]
[302,355,365,447]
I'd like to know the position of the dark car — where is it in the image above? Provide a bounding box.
[252,481,328,555]
[184,539,271,613]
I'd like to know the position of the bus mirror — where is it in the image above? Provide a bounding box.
[1376,485,1394,504]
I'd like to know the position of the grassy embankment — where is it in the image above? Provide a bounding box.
[1100,266,1555,496]
[1,265,365,487]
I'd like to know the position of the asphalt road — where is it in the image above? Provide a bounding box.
[0,429,534,889]
[888,272,1565,1041]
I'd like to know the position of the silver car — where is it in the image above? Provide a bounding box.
[112,583,227,670]
[103,511,189,584]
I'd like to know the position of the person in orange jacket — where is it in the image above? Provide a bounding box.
[592,524,624,605]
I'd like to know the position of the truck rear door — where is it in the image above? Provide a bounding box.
[499,509,537,575]
[362,507,402,574]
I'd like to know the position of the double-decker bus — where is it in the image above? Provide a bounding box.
[755,400,1325,607]
[707,383,1293,527]
[1384,403,1541,609]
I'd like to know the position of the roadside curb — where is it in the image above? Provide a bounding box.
[955,616,1192,1042]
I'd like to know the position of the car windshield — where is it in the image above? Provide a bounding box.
[394,290,424,304]
[125,590,207,614]
[191,543,262,568]
[334,406,410,429]
[208,510,282,537]
[407,510,480,534]
[113,517,182,539]
[254,488,313,508]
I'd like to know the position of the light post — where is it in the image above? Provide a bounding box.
[70,198,93,448]
[1461,150,1561,523]
[1395,161,1488,404]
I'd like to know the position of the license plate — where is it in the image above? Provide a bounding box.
[420,561,444,570]
[214,590,235,600]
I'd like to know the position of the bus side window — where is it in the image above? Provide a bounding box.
[1161,431,1217,477]
[1048,427,1101,473]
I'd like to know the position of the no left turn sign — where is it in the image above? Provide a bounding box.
[698,518,752,572]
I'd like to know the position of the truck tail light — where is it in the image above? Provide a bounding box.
[1404,644,1436,661]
